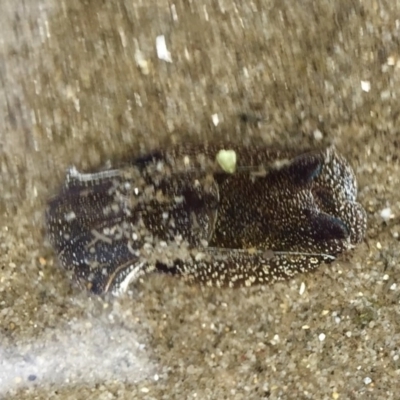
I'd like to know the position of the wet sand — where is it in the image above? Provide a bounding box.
[1,0,400,399]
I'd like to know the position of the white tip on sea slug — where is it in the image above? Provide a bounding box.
[216,149,237,174]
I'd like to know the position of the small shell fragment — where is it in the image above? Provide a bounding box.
[156,35,172,63]
[361,80,371,92]
[211,113,220,126]
[380,207,392,221]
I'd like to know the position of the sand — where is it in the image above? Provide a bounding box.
[1,1,400,399]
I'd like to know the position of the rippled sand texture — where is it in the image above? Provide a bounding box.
[1,0,400,399]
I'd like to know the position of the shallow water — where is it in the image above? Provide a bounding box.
[1,0,400,399]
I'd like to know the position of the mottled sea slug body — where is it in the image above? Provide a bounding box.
[46,143,367,295]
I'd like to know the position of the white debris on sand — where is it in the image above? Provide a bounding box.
[211,113,219,126]
[361,80,371,92]
[380,207,393,221]
[313,129,323,141]
[318,333,326,342]
[156,35,172,63]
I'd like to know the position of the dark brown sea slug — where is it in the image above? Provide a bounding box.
[46,143,367,295]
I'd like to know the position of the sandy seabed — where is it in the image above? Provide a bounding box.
[1,1,400,399]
